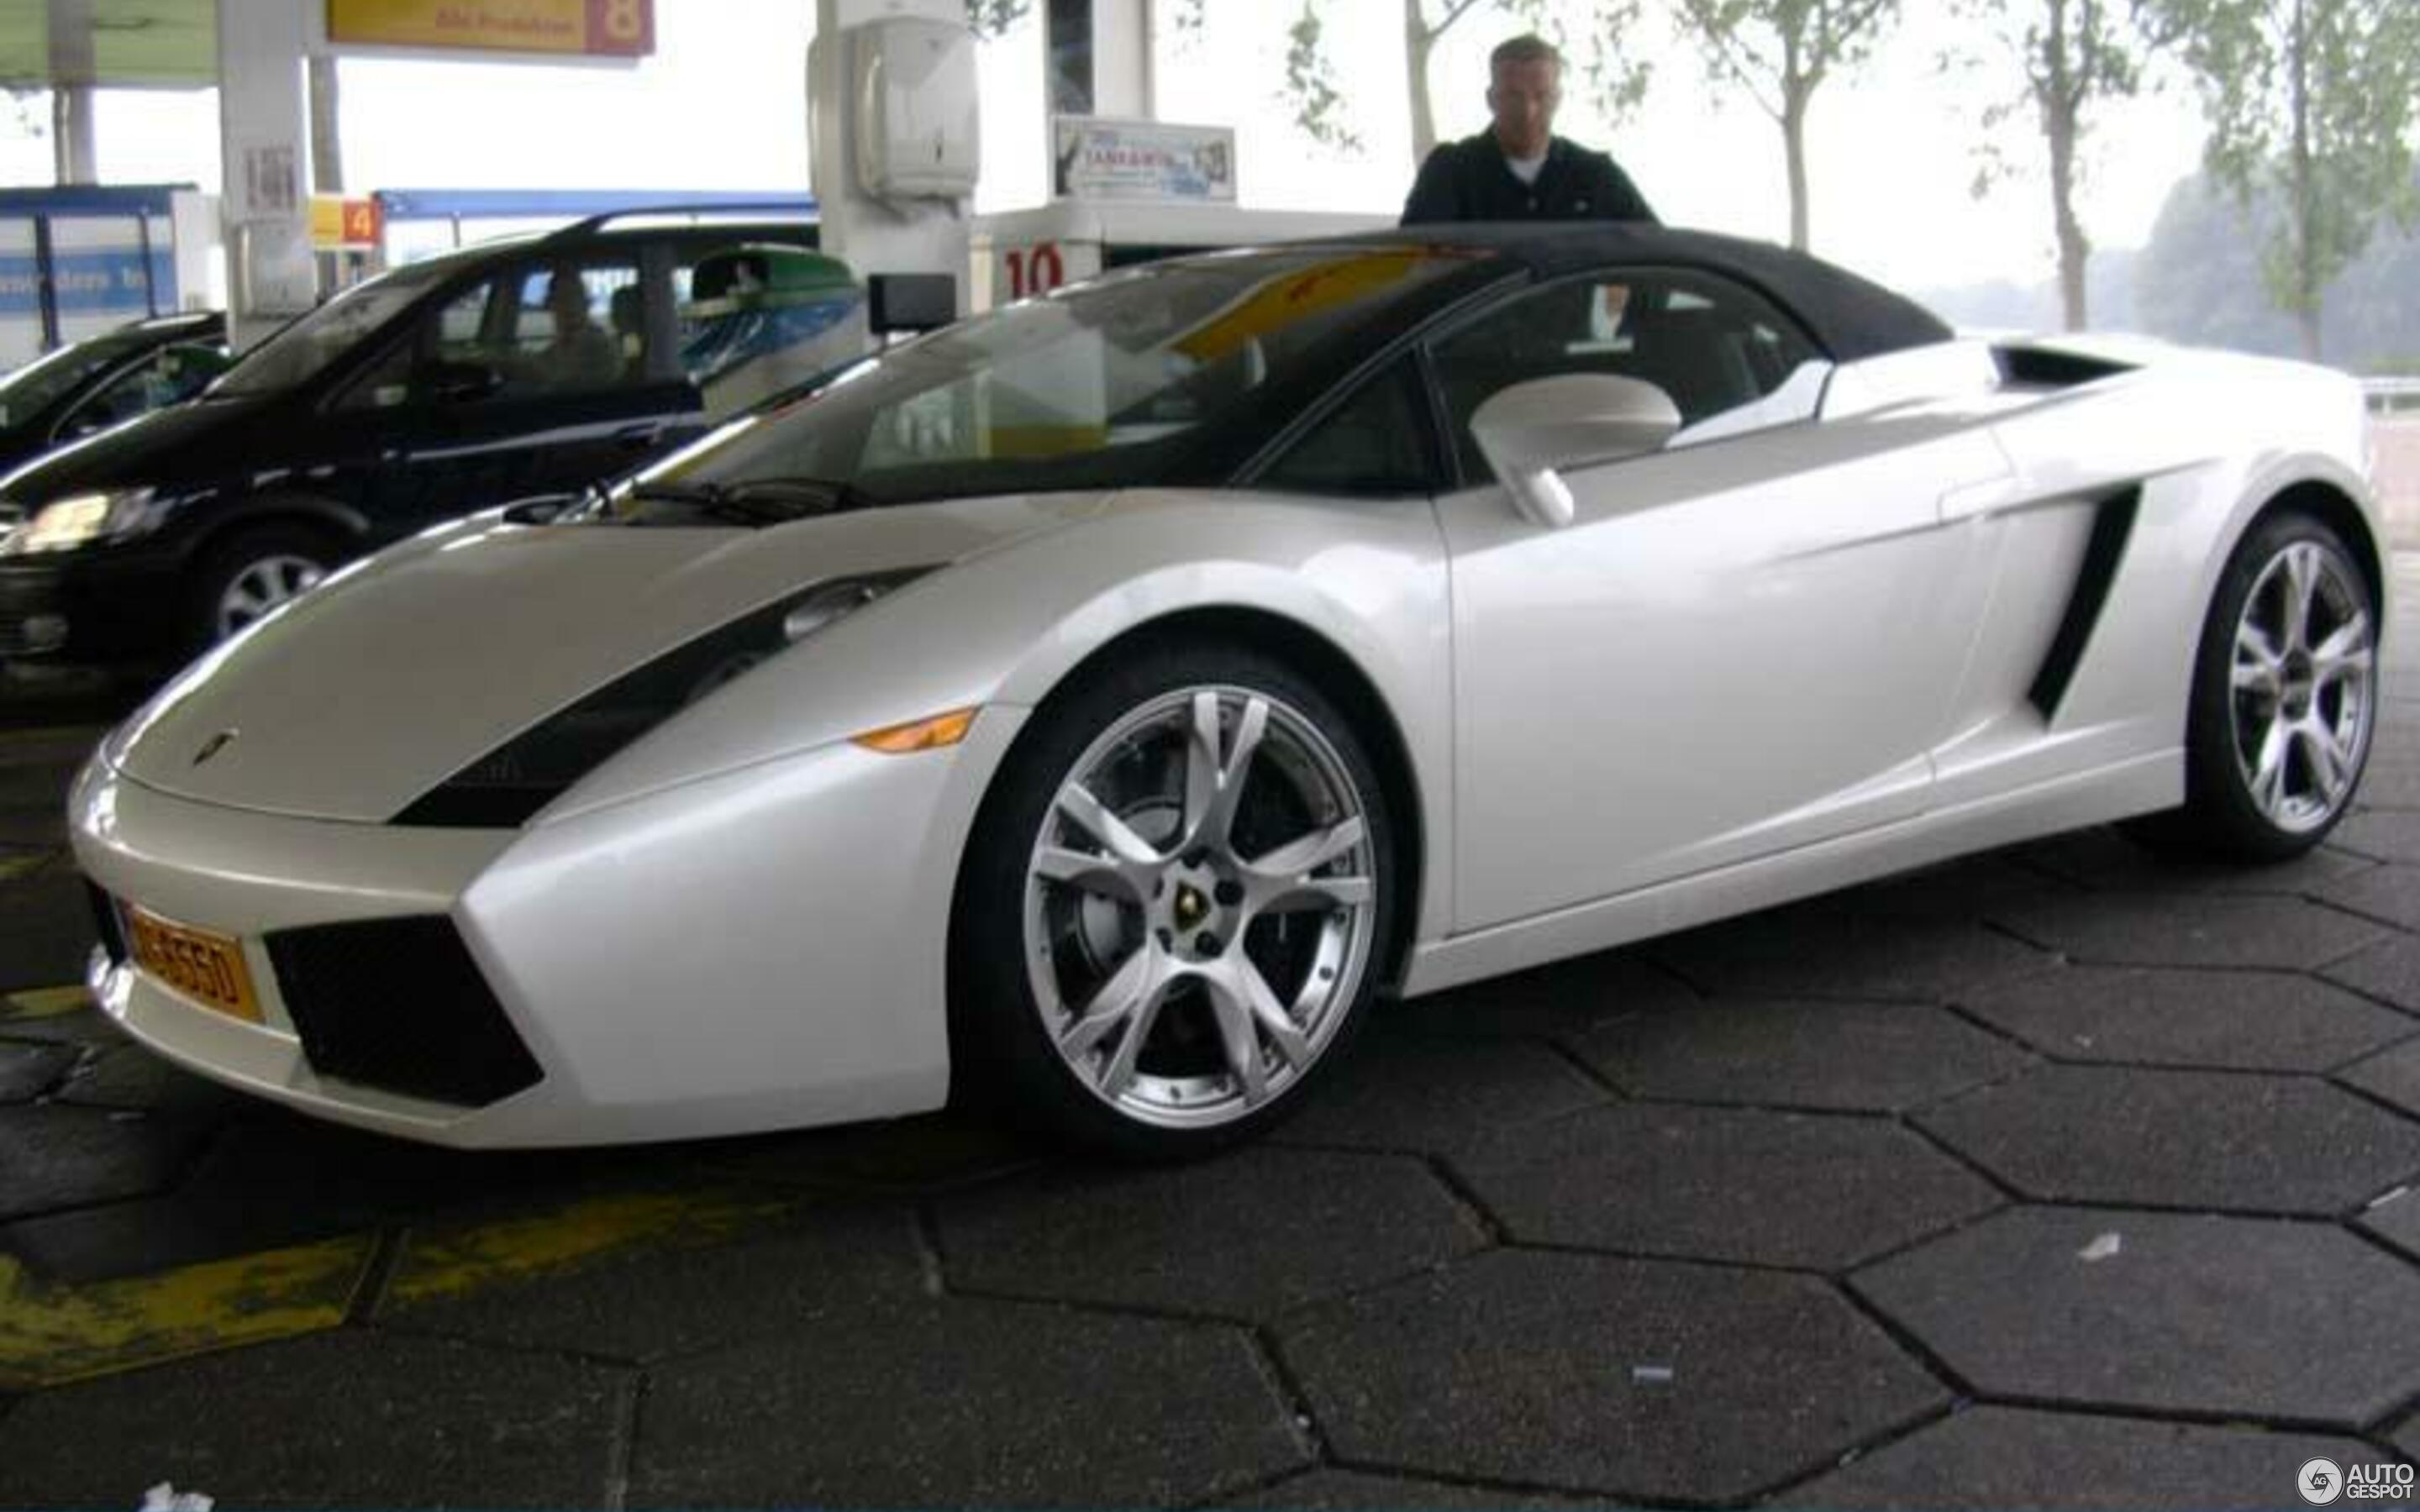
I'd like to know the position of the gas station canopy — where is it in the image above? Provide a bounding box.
[0,0,217,89]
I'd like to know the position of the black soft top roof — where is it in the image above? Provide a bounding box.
[1302,222,1953,362]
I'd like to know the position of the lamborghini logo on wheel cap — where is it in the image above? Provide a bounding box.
[191,730,237,767]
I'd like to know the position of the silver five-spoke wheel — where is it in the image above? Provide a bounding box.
[955,642,1392,1157]
[1025,685,1376,1129]
[214,554,327,639]
[2228,538,2374,833]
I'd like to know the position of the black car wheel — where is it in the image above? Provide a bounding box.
[192,524,340,646]
[952,640,1395,1159]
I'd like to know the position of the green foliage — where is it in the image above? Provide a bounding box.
[1672,0,1899,119]
[2150,0,2419,353]
[2134,168,2420,366]
[1286,2,1365,151]
[964,0,1028,39]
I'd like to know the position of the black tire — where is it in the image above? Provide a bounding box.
[188,522,343,650]
[950,638,1397,1160]
[2127,509,2377,861]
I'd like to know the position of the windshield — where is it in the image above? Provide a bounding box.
[614,246,1474,511]
[209,255,466,397]
[0,328,155,427]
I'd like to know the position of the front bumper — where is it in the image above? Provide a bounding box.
[71,712,1020,1147]
[0,541,189,664]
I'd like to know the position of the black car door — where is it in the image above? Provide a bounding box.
[323,250,703,540]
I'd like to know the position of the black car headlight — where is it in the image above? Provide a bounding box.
[0,486,161,555]
[394,568,931,828]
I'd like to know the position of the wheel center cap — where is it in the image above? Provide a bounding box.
[1175,885,1208,927]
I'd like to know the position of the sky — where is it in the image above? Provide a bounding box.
[0,0,2216,298]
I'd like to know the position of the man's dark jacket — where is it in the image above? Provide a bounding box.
[1400,134,1656,225]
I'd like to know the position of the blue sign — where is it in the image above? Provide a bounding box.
[0,247,174,317]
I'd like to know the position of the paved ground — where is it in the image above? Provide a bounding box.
[2,564,2419,1508]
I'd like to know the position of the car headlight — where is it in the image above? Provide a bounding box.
[0,487,160,555]
[394,568,933,828]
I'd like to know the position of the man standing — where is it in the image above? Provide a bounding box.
[1401,34,1656,225]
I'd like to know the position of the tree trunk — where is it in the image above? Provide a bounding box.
[1407,0,1437,166]
[2044,0,2089,329]
[2286,0,2321,360]
[1782,81,1810,251]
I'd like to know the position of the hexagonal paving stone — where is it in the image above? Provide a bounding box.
[632,1297,1307,1505]
[1994,893,2386,971]
[1960,966,2415,1072]
[2342,1038,2420,1117]
[2317,866,2420,932]
[1271,1029,1609,1152]
[2325,935,2420,1013]
[1651,907,2058,1003]
[0,1328,629,1507]
[1569,997,2032,1112]
[2363,1186,2420,1263]
[1280,1249,1945,1504]
[2330,811,2420,864]
[1779,1406,2379,1509]
[694,1110,1048,1194]
[0,867,97,992]
[2016,827,2375,894]
[1388,949,1697,1040]
[384,1196,927,1362]
[0,1041,73,1102]
[0,1103,211,1223]
[936,1147,1485,1320]
[2354,760,2420,811]
[1221,1468,1607,1509]
[1451,1105,2002,1270]
[1854,1206,2420,1425]
[1917,1065,2420,1214]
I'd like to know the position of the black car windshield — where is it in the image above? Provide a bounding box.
[208,254,466,397]
[0,328,156,427]
[612,246,1475,513]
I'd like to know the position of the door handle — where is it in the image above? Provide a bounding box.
[612,422,666,449]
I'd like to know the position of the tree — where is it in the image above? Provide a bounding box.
[1670,0,1899,251]
[1946,0,2154,330]
[2154,0,2419,359]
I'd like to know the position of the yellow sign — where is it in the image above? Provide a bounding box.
[308,195,382,249]
[328,0,655,58]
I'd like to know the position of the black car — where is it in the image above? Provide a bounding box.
[0,214,824,669]
[0,312,229,475]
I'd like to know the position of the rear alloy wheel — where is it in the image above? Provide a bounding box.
[955,645,1393,1158]
[2145,512,2376,859]
[193,527,336,645]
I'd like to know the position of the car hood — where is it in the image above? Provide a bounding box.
[0,395,276,501]
[108,493,1104,822]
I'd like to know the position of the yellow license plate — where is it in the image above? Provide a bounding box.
[126,907,261,1024]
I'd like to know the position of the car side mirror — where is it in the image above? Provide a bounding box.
[1469,374,1681,529]
[425,360,504,405]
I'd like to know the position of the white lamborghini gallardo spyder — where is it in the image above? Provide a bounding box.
[72,225,2385,1157]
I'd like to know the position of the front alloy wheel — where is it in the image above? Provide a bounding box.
[214,553,326,639]
[956,644,1392,1157]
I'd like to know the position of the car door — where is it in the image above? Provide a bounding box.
[1433,269,2010,932]
[328,252,703,538]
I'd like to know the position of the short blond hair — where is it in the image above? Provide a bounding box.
[1490,34,1563,71]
